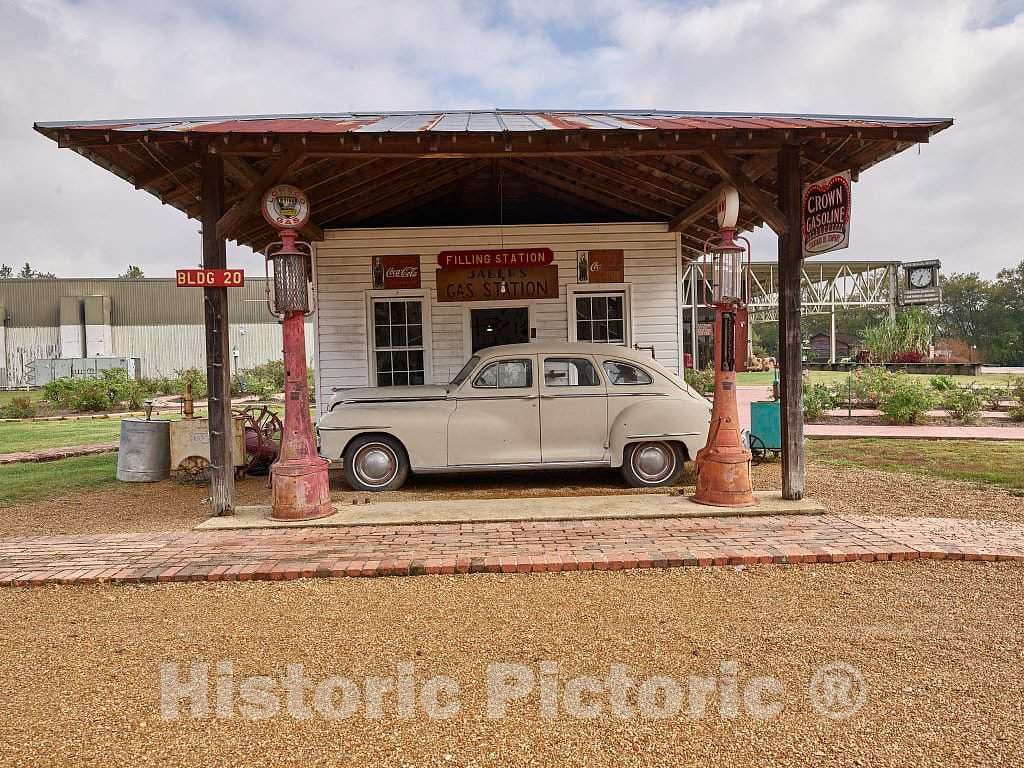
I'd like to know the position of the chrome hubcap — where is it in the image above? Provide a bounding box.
[632,441,675,483]
[353,443,398,487]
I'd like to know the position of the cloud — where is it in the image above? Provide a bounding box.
[1,0,1021,278]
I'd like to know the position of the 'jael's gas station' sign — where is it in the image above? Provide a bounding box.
[802,170,852,257]
[176,268,245,287]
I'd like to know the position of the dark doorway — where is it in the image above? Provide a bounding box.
[471,307,529,352]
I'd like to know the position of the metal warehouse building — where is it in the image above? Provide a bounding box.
[0,278,313,388]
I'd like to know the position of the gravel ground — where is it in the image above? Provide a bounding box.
[2,459,1023,537]
[0,561,1021,767]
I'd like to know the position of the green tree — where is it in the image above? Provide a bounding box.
[15,262,56,279]
[934,262,1024,365]
[118,265,145,278]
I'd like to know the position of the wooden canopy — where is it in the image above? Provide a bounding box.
[35,109,953,513]
[35,110,951,257]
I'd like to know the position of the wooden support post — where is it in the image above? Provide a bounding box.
[777,144,804,500]
[201,151,234,515]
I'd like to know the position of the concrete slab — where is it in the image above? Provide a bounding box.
[195,491,825,530]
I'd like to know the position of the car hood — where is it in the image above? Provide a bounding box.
[329,384,449,407]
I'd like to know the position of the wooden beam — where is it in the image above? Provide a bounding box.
[216,146,304,239]
[776,144,804,501]
[701,149,789,235]
[505,160,662,219]
[132,150,199,189]
[341,161,487,224]
[668,154,777,232]
[200,152,234,515]
[560,158,698,208]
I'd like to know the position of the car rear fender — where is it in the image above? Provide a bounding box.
[607,399,711,468]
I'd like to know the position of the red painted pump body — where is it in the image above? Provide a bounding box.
[693,308,756,507]
[268,231,333,521]
[693,227,756,508]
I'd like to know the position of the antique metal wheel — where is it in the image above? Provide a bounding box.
[748,434,767,466]
[233,404,283,475]
[176,455,210,481]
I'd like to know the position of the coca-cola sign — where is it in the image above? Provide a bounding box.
[437,248,554,269]
[372,255,421,289]
[802,170,852,257]
[576,249,624,284]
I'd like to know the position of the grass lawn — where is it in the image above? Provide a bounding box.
[0,390,44,406]
[0,417,124,453]
[0,453,118,506]
[809,438,1024,491]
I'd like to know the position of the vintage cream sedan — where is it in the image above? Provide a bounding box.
[318,342,711,491]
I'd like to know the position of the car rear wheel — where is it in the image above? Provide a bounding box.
[621,440,685,488]
[343,435,410,492]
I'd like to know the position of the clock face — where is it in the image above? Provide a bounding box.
[909,267,933,289]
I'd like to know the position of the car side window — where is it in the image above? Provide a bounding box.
[602,360,653,385]
[544,358,601,387]
[473,359,533,389]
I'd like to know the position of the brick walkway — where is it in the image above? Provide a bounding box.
[0,442,118,465]
[2,514,1023,587]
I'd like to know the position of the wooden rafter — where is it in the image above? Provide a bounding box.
[505,160,666,219]
[216,146,305,239]
[558,158,697,209]
[533,160,677,217]
[668,153,777,233]
[700,149,789,235]
[339,161,487,224]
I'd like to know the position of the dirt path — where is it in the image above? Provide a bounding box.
[0,561,1020,766]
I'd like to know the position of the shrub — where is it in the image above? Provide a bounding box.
[0,395,37,419]
[42,377,76,408]
[862,308,933,363]
[1009,406,1024,423]
[69,379,112,411]
[307,368,316,403]
[851,366,898,407]
[929,375,957,392]
[244,360,286,390]
[893,351,926,363]
[978,386,1007,411]
[243,375,276,400]
[1010,376,1024,407]
[684,365,714,395]
[878,377,937,425]
[802,383,836,422]
[942,385,984,424]
[176,368,208,399]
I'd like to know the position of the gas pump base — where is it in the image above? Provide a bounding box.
[693,445,757,508]
[270,457,334,521]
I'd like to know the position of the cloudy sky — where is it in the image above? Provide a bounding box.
[1,0,1021,278]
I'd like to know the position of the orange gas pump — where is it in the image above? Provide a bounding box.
[692,187,756,508]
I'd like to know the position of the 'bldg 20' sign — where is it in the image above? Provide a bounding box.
[802,170,852,257]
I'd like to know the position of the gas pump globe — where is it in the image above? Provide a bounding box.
[261,184,333,521]
[692,187,756,507]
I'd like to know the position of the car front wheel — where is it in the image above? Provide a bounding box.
[621,440,685,488]
[343,434,410,492]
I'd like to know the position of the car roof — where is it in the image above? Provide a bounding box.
[475,342,661,365]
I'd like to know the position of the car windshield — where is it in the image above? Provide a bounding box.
[448,355,480,390]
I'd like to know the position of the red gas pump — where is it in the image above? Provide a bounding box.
[261,185,333,521]
[692,187,756,508]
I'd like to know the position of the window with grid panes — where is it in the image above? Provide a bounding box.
[372,299,425,386]
[575,293,626,345]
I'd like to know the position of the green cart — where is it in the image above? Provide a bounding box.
[749,400,782,464]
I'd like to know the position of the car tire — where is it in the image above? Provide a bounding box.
[621,440,685,488]
[342,434,410,492]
